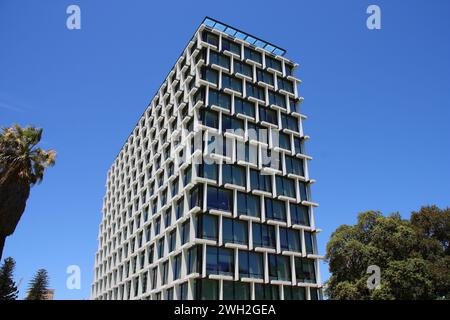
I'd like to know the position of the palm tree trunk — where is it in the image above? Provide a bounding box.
[0,234,5,261]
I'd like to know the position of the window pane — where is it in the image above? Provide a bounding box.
[291,204,310,226]
[304,231,314,254]
[222,38,241,56]
[294,137,302,154]
[239,251,249,278]
[310,288,319,300]
[218,248,234,276]
[237,192,247,216]
[202,31,218,46]
[206,246,218,275]
[299,182,308,201]
[235,97,255,118]
[201,214,218,240]
[247,194,260,217]
[294,287,306,300]
[278,255,291,281]
[188,246,200,274]
[295,257,316,283]
[210,51,230,70]
[244,47,262,64]
[266,199,286,221]
[202,67,218,85]
[267,56,282,72]
[234,165,246,186]
[280,228,289,251]
[198,279,219,300]
[268,254,277,280]
[249,252,264,278]
[204,110,219,128]
[218,188,233,211]
[204,164,218,181]
[222,218,234,244]
[253,223,262,247]
[207,186,232,212]
[288,230,301,252]
[235,282,250,299]
[234,220,248,245]
[234,61,252,78]
[181,220,190,244]
[222,281,234,300]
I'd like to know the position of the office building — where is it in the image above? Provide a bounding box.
[91,17,322,300]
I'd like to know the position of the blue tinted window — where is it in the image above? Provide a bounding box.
[304,231,314,254]
[295,257,316,283]
[268,91,286,108]
[290,203,310,226]
[294,137,303,154]
[277,78,294,93]
[265,198,287,221]
[209,51,230,70]
[253,222,276,248]
[207,186,233,211]
[201,67,218,85]
[223,217,248,245]
[235,97,255,117]
[202,31,218,46]
[299,182,308,201]
[244,47,262,64]
[246,83,265,101]
[202,109,219,129]
[281,114,299,132]
[250,169,271,193]
[269,254,291,281]
[206,246,234,276]
[222,38,241,56]
[265,56,282,72]
[209,88,231,110]
[259,106,277,125]
[181,219,190,244]
[236,192,260,217]
[239,251,263,279]
[222,164,246,187]
[256,69,274,86]
[173,254,181,280]
[198,214,218,241]
[234,61,253,78]
[276,176,295,198]
[222,74,242,93]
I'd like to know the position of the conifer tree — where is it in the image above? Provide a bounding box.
[0,257,18,300]
[26,269,49,300]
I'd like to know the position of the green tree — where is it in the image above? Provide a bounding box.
[0,124,56,259]
[26,269,49,300]
[326,206,450,300]
[0,257,19,300]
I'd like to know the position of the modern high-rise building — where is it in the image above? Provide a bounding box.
[91,17,322,300]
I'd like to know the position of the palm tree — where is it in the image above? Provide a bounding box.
[0,124,56,259]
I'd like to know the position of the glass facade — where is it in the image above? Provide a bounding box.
[92,18,321,301]
[223,217,248,245]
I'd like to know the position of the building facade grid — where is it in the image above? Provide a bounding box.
[91,18,323,300]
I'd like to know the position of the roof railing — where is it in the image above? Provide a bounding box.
[202,17,286,56]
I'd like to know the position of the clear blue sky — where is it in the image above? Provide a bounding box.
[1,0,449,299]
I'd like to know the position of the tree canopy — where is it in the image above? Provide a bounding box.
[326,205,450,300]
[26,269,50,300]
[0,257,19,300]
[0,124,56,259]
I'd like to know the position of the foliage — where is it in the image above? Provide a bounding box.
[26,269,49,300]
[0,257,18,300]
[326,205,450,300]
[0,124,56,259]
